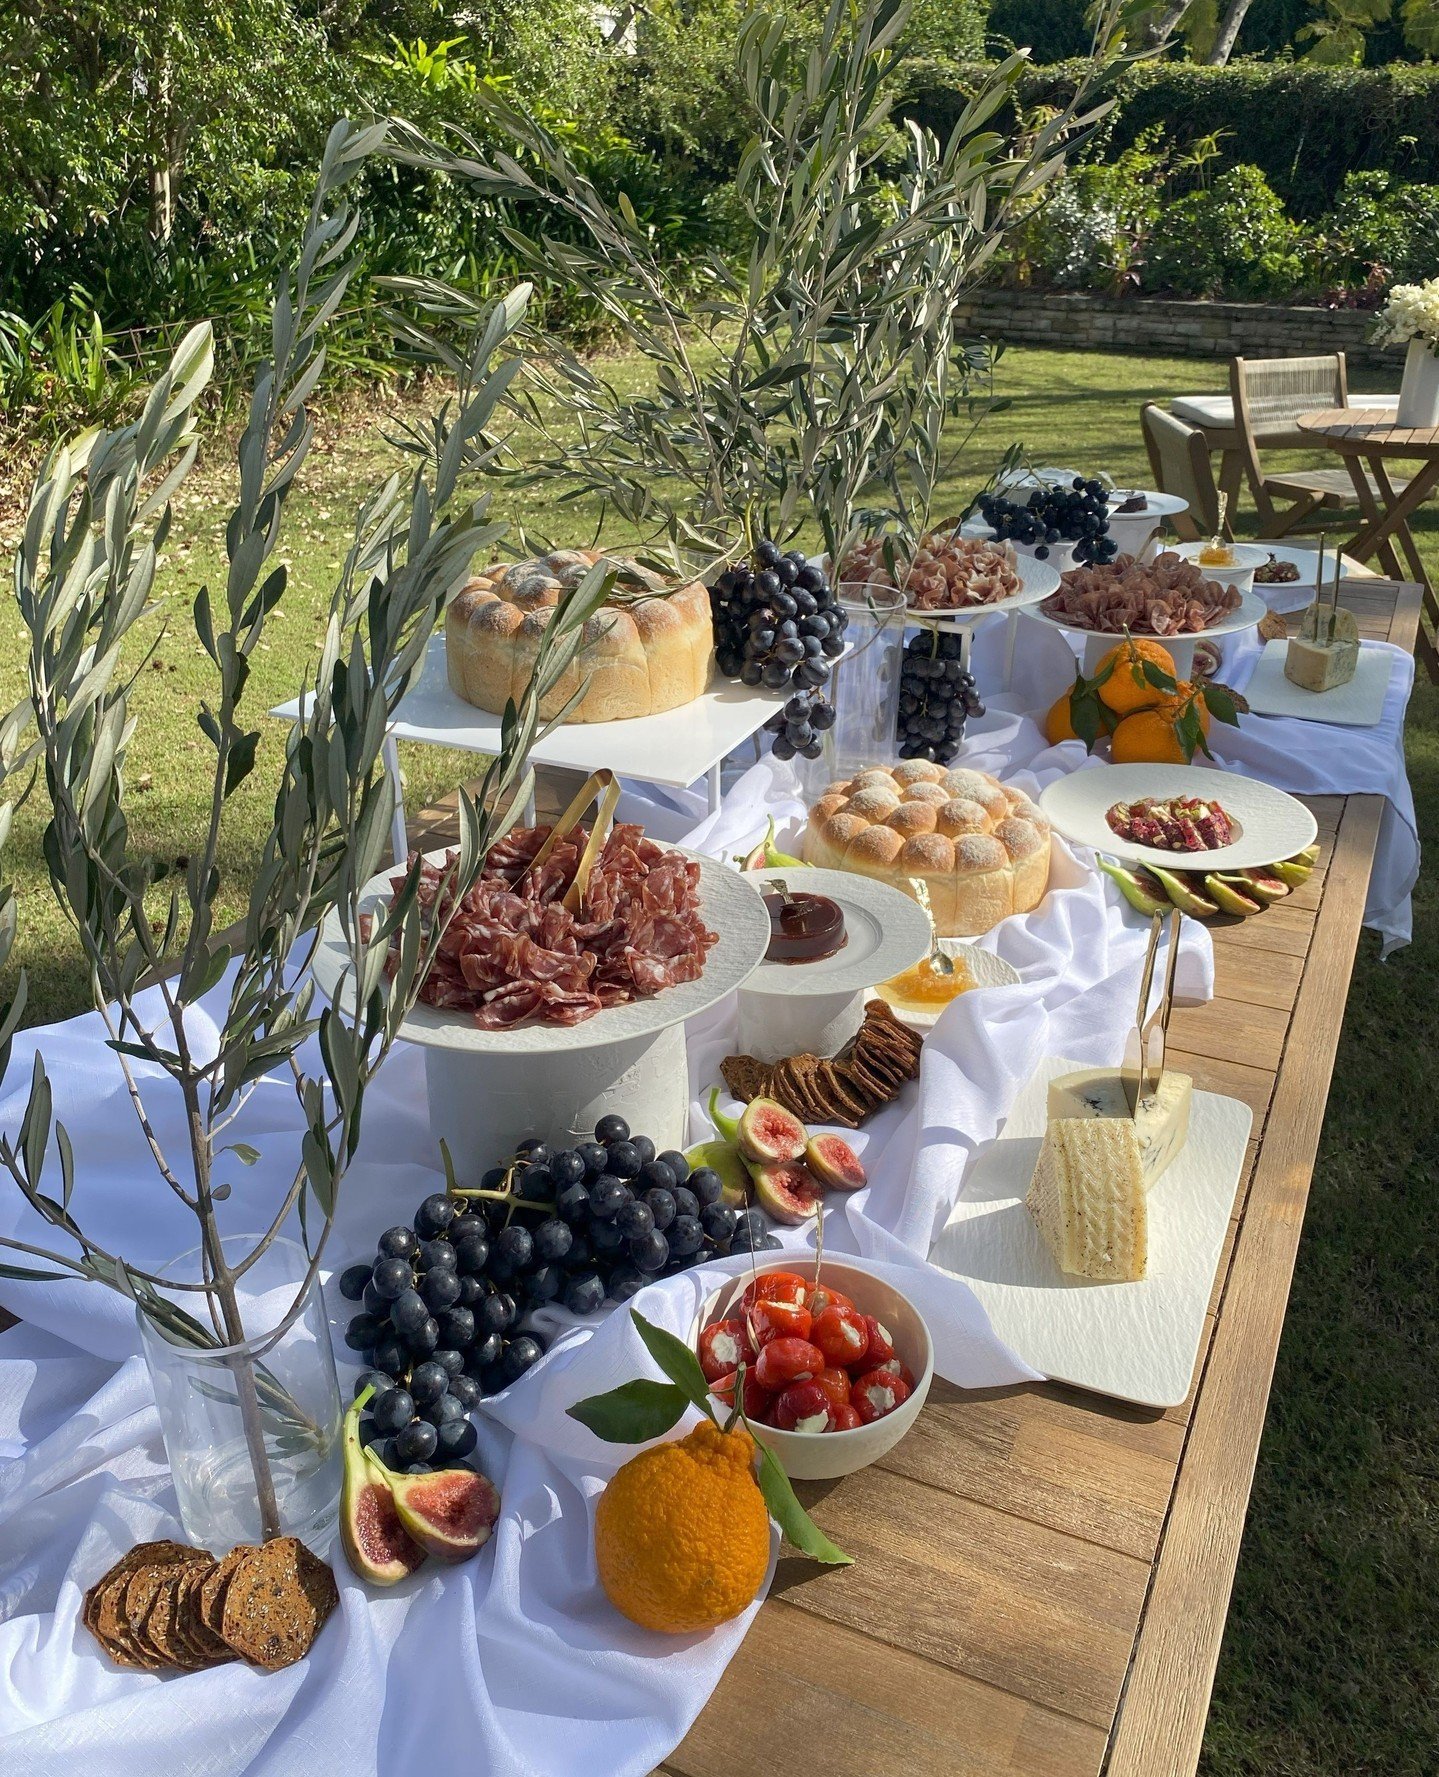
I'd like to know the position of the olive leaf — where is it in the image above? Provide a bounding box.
[751,1437,853,1567]
[567,1379,692,1444]
[630,1308,715,1415]
[1200,682,1247,727]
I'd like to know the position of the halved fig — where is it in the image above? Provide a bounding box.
[752,1158,823,1226]
[340,1388,426,1586]
[737,1097,807,1164]
[804,1133,866,1191]
[1237,868,1289,906]
[383,1461,501,1564]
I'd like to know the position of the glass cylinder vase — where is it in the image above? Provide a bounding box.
[798,583,907,797]
[138,1235,342,1552]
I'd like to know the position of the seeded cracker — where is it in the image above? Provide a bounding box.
[199,1545,256,1641]
[221,1537,338,1670]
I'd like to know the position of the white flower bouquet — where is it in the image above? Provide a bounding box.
[1373,277,1439,353]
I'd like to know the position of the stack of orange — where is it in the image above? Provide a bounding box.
[1044,638,1221,764]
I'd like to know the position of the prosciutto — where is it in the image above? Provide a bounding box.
[393,824,718,1030]
[1041,551,1242,635]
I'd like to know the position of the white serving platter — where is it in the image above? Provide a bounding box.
[1038,763,1318,873]
[743,867,933,997]
[867,939,1022,1030]
[819,549,1061,622]
[270,634,783,793]
[311,847,771,1054]
[1025,584,1268,650]
[1243,639,1395,728]
[1247,543,1360,593]
[928,1055,1252,1407]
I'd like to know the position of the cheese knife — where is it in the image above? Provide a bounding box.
[1121,913,1163,1117]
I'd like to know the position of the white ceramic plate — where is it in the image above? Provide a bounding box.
[867,940,1022,1030]
[1107,488,1189,520]
[1168,540,1274,574]
[311,848,771,1054]
[1246,543,1357,592]
[1038,763,1317,872]
[819,548,1062,621]
[743,867,932,997]
[1243,639,1395,729]
[928,1055,1252,1407]
[1026,584,1268,648]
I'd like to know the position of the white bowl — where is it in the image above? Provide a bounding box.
[1168,540,1273,600]
[696,1258,934,1481]
[867,940,1022,1030]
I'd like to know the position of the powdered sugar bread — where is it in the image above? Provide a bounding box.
[803,762,1051,935]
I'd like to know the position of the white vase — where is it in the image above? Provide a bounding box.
[1396,337,1439,428]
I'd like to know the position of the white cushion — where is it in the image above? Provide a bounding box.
[1170,392,1400,431]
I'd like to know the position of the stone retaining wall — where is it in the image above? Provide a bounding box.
[953,290,1398,374]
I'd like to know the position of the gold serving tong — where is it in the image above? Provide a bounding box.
[1121,909,1181,1116]
[908,875,954,978]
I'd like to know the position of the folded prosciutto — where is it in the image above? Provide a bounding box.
[393,824,718,1029]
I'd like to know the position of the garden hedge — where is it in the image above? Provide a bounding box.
[897,59,1439,218]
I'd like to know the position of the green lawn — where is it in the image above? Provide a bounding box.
[1,343,1435,1772]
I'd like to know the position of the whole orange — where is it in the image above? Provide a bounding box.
[1096,638,1178,717]
[1044,691,1081,745]
[1109,682,1210,764]
[594,1419,771,1633]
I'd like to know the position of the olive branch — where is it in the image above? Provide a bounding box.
[0,119,610,1538]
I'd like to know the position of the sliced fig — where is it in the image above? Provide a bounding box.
[684,1138,751,1209]
[752,1158,823,1227]
[1099,857,1168,918]
[1148,865,1218,919]
[737,1096,807,1164]
[340,1388,426,1586]
[804,1133,866,1192]
[381,1460,501,1564]
[737,842,767,871]
[1205,873,1262,917]
[1237,868,1289,906]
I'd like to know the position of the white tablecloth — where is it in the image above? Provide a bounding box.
[0,593,1417,1774]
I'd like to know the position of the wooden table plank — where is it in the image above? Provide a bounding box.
[1104,790,1384,1777]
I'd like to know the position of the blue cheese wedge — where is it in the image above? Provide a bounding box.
[1046,1066,1192,1188]
[1285,602,1359,692]
[1025,1117,1147,1281]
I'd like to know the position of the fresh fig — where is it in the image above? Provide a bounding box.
[1099,857,1168,917]
[1205,873,1262,917]
[804,1133,866,1192]
[1148,864,1218,919]
[1270,858,1312,888]
[374,1457,502,1565]
[1237,868,1289,905]
[683,1138,751,1209]
[737,842,768,871]
[733,817,804,872]
[752,1158,823,1226]
[737,1096,808,1164]
[340,1387,426,1586]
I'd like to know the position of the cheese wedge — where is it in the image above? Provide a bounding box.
[1285,602,1359,692]
[1046,1066,1192,1188]
[1025,1117,1148,1282]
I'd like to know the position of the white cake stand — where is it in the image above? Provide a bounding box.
[311,850,771,1172]
[1024,587,1268,680]
[735,868,933,1063]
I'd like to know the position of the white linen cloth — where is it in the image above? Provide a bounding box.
[0,957,1035,1774]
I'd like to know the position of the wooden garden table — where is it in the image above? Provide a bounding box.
[1297,408,1439,676]
[662,576,1424,1777]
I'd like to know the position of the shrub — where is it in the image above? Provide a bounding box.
[1325,170,1439,287]
[1144,165,1313,302]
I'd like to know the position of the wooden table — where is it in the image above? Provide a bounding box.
[1297,408,1439,676]
[662,576,1423,1777]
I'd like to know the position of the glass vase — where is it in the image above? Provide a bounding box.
[799,583,907,796]
[138,1235,342,1552]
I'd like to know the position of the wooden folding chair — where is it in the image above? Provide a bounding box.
[1140,402,1219,540]
[1231,354,1409,537]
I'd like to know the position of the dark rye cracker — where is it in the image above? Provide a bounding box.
[177,1564,235,1664]
[89,1542,198,1669]
[199,1545,256,1641]
[720,1054,771,1104]
[220,1537,338,1670]
[143,1562,214,1670]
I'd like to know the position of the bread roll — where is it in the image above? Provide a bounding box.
[446,549,712,723]
[801,761,1050,935]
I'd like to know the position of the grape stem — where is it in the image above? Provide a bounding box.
[448,1186,554,1214]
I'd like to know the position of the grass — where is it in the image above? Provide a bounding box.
[1,343,1435,1772]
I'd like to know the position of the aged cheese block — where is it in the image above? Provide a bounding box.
[1284,602,1359,692]
[802,761,1051,937]
[1025,1117,1148,1282]
[446,549,713,724]
[1046,1066,1192,1188]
